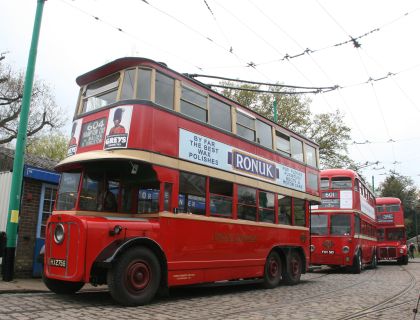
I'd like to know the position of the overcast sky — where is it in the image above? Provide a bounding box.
[1,0,420,189]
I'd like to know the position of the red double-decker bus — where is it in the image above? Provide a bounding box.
[375,197,408,264]
[310,169,377,273]
[41,57,321,305]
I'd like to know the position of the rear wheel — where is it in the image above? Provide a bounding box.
[262,251,282,289]
[282,251,302,285]
[107,247,161,306]
[42,272,84,294]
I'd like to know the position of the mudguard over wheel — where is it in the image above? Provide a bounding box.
[42,272,84,294]
[282,251,302,285]
[262,251,282,289]
[107,247,161,306]
[352,251,362,274]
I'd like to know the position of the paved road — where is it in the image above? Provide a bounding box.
[1,261,420,320]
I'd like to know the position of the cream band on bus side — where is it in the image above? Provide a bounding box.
[179,128,306,192]
[104,105,133,150]
[67,119,82,157]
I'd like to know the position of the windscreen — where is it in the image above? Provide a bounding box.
[311,214,328,235]
[56,172,81,210]
[330,214,351,235]
[386,228,405,241]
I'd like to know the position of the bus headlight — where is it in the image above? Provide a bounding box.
[310,245,315,252]
[400,248,404,254]
[54,223,65,245]
[342,246,350,254]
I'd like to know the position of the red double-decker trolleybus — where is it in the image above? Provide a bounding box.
[41,57,320,306]
[376,197,408,264]
[310,169,377,273]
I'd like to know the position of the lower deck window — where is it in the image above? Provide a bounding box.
[179,172,206,215]
[294,198,306,226]
[138,189,160,213]
[210,178,233,217]
[237,186,257,221]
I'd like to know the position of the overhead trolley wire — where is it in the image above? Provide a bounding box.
[58,0,205,71]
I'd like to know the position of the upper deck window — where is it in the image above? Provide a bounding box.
[155,72,174,110]
[305,144,317,167]
[209,97,231,132]
[236,110,255,142]
[290,137,304,162]
[331,177,352,190]
[137,68,152,100]
[120,68,136,100]
[181,86,207,122]
[81,73,120,114]
[386,204,400,212]
[276,131,291,157]
[320,178,329,190]
[256,120,273,149]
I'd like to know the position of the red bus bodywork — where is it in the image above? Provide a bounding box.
[310,169,377,272]
[375,197,408,264]
[42,57,320,305]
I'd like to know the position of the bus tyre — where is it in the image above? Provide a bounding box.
[352,252,362,274]
[262,251,282,289]
[107,247,161,306]
[402,255,409,265]
[370,253,377,269]
[282,251,302,285]
[42,272,84,294]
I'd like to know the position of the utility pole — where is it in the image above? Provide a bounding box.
[2,0,46,281]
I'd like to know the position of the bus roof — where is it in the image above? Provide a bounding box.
[320,169,360,179]
[376,197,401,205]
[75,57,319,147]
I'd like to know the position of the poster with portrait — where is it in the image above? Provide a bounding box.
[66,119,82,157]
[104,105,133,150]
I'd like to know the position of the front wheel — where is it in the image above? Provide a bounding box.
[262,251,282,289]
[370,253,377,269]
[42,272,84,294]
[352,251,362,274]
[107,247,161,306]
[282,251,302,285]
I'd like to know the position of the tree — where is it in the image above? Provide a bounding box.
[378,171,419,238]
[0,60,65,145]
[26,133,68,161]
[219,81,353,169]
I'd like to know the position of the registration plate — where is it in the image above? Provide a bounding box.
[49,258,67,268]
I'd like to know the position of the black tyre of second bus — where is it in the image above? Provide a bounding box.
[42,271,84,294]
[262,251,282,289]
[352,251,362,274]
[282,251,302,285]
[107,247,161,306]
[370,252,377,269]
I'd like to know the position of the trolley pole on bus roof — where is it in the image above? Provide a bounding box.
[273,97,278,123]
[2,0,46,281]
